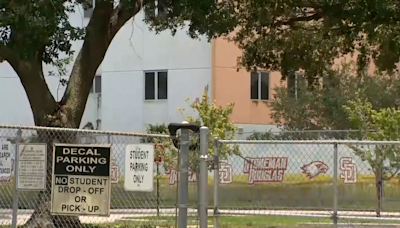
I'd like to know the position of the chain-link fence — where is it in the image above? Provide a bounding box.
[4,125,400,228]
[242,129,375,141]
[0,125,207,227]
[214,139,400,227]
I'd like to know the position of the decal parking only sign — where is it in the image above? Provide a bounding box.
[51,144,111,216]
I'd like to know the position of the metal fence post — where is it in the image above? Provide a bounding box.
[11,129,22,228]
[380,180,384,213]
[156,161,160,217]
[107,133,111,144]
[333,142,338,228]
[199,127,209,228]
[213,138,219,228]
[178,125,190,228]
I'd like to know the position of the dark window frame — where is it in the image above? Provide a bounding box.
[250,71,270,101]
[144,0,167,18]
[144,71,168,101]
[145,72,156,100]
[287,72,305,99]
[90,75,102,94]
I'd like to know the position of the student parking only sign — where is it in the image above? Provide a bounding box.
[50,144,112,216]
[124,144,154,192]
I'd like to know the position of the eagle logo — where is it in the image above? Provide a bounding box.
[301,161,328,179]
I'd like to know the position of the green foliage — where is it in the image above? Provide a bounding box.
[270,61,400,216]
[142,87,238,176]
[143,0,236,40]
[271,69,352,134]
[142,124,178,173]
[7,1,400,79]
[343,92,400,216]
[0,0,84,63]
[246,132,275,140]
[147,0,400,82]
[178,85,239,158]
[234,1,400,80]
[0,0,234,65]
[246,130,332,140]
[144,124,169,136]
[270,62,400,136]
[144,87,239,174]
[343,94,400,180]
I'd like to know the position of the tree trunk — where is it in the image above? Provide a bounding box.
[3,51,86,227]
[21,120,84,228]
[1,1,143,227]
[375,172,382,217]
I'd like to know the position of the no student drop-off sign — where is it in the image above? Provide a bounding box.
[51,144,112,216]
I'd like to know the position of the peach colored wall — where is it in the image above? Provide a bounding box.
[211,38,377,125]
[332,52,376,75]
[211,38,282,125]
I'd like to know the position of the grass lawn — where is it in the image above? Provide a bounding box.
[45,215,400,228]
[0,215,399,228]
[1,174,400,211]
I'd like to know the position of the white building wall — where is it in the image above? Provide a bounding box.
[101,10,211,132]
[0,6,212,132]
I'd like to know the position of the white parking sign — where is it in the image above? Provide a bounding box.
[124,144,154,192]
[0,141,12,182]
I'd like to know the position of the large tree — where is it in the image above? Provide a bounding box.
[257,68,400,216]
[0,0,234,129]
[148,0,400,83]
[270,62,400,133]
[343,94,400,217]
[202,0,400,82]
[2,0,400,226]
[0,0,233,227]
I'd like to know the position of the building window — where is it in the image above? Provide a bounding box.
[156,0,167,17]
[145,71,168,100]
[90,75,101,94]
[250,72,269,101]
[287,72,305,99]
[83,0,95,18]
[144,0,167,18]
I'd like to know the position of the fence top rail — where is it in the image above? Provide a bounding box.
[0,124,171,138]
[267,129,377,133]
[218,139,400,145]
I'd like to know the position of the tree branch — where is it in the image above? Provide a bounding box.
[0,20,61,126]
[0,44,15,63]
[106,0,144,40]
[4,50,58,126]
[298,0,320,9]
[61,0,142,127]
[273,12,324,28]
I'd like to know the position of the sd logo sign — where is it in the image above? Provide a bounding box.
[339,157,357,184]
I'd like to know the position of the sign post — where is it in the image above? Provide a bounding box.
[155,144,165,217]
[154,144,164,162]
[0,141,12,183]
[51,144,112,216]
[17,144,47,190]
[124,144,154,192]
